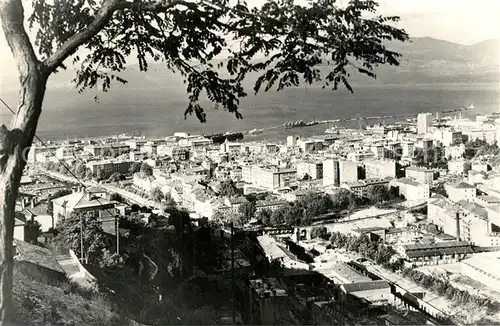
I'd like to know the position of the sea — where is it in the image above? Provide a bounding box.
[0,82,498,143]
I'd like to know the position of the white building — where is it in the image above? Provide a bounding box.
[417,113,433,135]
[391,178,430,205]
[287,135,299,147]
[445,181,476,203]
[471,161,488,173]
[323,159,339,187]
[401,142,415,158]
[364,160,396,179]
[370,145,385,159]
[405,166,434,184]
[55,146,76,160]
[347,150,376,162]
[448,159,470,175]
[339,160,358,184]
[296,161,323,180]
[445,145,465,159]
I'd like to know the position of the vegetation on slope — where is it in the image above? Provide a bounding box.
[13,266,131,326]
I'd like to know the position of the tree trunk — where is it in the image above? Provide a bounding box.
[0,69,47,323]
[0,0,49,323]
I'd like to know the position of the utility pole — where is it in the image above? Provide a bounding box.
[80,214,84,262]
[116,215,120,255]
[231,222,236,325]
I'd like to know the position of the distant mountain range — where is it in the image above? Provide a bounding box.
[1,37,498,94]
[349,37,499,84]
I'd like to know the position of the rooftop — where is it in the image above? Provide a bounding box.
[457,200,488,219]
[13,240,65,274]
[328,263,372,284]
[476,195,500,204]
[402,240,471,251]
[248,278,287,298]
[21,201,50,217]
[395,177,422,187]
[345,178,390,187]
[406,166,432,172]
[340,280,391,293]
[52,192,116,210]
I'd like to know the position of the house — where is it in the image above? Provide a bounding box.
[390,178,430,204]
[247,278,289,325]
[399,241,474,266]
[448,159,470,175]
[339,280,391,306]
[341,178,390,198]
[86,159,134,179]
[224,196,249,213]
[255,200,288,213]
[445,181,476,203]
[288,286,332,324]
[322,262,372,285]
[21,200,53,232]
[256,235,310,274]
[468,169,487,184]
[352,227,387,242]
[405,166,434,184]
[14,213,26,241]
[51,188,118,223]
[13,239,66,285]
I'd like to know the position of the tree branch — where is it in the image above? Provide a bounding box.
[0,0,39,77]
[42,0,123,73]
[43,0,193,73]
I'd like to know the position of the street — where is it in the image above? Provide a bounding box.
[40,169,159,209]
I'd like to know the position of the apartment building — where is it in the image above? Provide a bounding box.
[242,165,297,190]
[297,161,323,180]
[83,143,130,156]
[86,159,134,179]
[401,141,415,158]
[428,196,497,246]
[364,160,396,179]
[323,160,358,187]
[391,178,430,203]
[347,150,376,162]
[445,181,476,203]
[405,166,434,184]
[341,178,390,198]
[417,113,433,135]
[448,159,470,175]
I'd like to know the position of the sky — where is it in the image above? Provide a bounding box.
[0,0,499,79]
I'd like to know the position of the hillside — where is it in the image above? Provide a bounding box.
[1,37,497,94]
[357,37,499,84]
[13,268,130,326]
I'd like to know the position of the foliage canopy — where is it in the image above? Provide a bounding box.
[26,0,408,121]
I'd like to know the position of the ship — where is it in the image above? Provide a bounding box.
[282,119,320,129]
[205,132,244,144]
[283,120,306,128]
[325,127,340,134]
[248,128,263,135]
[305,120,320,126]
[442,104,474,114]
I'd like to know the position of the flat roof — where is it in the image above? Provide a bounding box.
[248,278,287,298]
[403,240,471,251]
[328,263,372,284]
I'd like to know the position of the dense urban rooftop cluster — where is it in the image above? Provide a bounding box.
[14,111,500,325]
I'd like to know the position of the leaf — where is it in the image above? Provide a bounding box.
[25,0,408,124]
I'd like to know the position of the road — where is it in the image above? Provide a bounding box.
[41,169,159,209]
[365,264,465,322]
[101,183,159,208]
